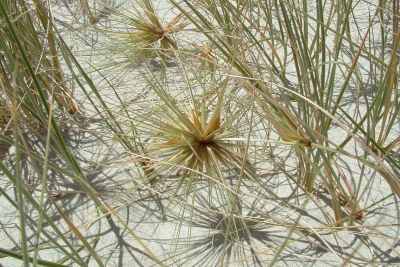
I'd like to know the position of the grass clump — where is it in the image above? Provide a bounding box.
[147,91,241,176]
[136,73,258,201]
[102,0,188,64]
[0,0,399,266]
[169,0,400,225]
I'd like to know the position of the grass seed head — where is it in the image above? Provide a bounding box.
[148,106,228,173]
[107,0,188,61]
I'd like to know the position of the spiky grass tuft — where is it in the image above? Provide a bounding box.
[104,0,188,63]
[145,86,251,182]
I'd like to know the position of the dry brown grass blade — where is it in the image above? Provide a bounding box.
[340,176,364,221]
[192,109,203,131]
[376,168,400,197]
[383,135,400,156]
[33,0,78,114]
[141,0,162,28]
[80,0,99,24]
[235,75,312,148]
[51,197,105,267]
[205,109,221,135]
[164,14,189,32]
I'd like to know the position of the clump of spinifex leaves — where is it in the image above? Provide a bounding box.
[169,0,400,228]
[1,0,399,266]
[0,0,77,115]
[143,78,255,192]
[103,0,188,63]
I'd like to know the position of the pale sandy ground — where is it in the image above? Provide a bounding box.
[0,0,399,266]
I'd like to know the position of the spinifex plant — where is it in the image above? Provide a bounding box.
[0,2,131,266]
[168,0,400,227]
[141,77,256,197]
[1,0,400,266]
[0,0,77,115]
[103,0,188,63]
[135,73,266,262]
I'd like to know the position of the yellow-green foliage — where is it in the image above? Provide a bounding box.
[105,0,188,61]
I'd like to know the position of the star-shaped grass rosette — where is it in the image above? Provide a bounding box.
[106,0,188,62]
[141,84,256,197]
